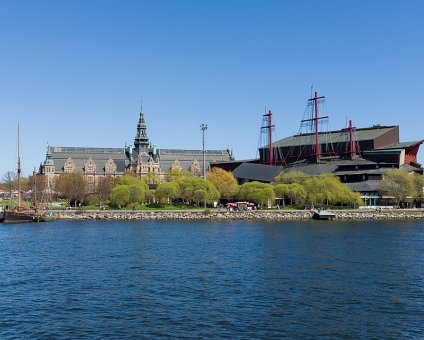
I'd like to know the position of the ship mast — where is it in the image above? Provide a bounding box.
[17,123,21,208]
[301,91,327,162]
[261,110,275,165]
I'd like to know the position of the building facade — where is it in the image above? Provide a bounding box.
[38,107,234,191]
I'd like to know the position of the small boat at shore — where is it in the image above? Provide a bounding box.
[3,208,54,224]
[312,209,336,220]
[4,208,37,224]
[2,124,55,224]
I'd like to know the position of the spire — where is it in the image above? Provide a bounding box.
[44,143,54,166]
[134,103,149,150]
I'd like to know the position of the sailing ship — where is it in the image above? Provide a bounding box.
[3,125,53,224]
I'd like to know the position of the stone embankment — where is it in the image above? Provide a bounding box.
[53,209,424,221]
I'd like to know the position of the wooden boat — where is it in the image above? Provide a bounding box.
[2,124,54,224]
[312,209,336,220]
[4,207,36,224]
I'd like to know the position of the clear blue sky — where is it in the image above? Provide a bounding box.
[1,0,423,176]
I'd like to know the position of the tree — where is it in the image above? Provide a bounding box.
[274,183,289,206]
[164,168,193,182]
[206,167,238,198]
[155,181,179,204]
[117,173,143,186]
[109,185,130,207]
[380,169,415,206]
[54,173,88,206]
[303,174,361,207]
[194,189,207,206]
[97,176,113,206]
[2,171,17,198]
[144,188,155,204]
[176,176,220,205]
[128,183,145,205]
[237,181,275,207]
[412,174,424,202]
[274,183,306,206]
[273,170,307,184]
[143,171,161,185]
[28,174,48,196]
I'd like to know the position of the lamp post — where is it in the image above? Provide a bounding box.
[200,123,208,208]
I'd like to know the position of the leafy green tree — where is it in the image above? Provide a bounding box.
[273,170,307,184]
[155,181,179,204]
[109,185,130,207]
[303,174,360,207]
[380,169,415,206]
[128,183,145,205]
[274,183,306,206]
[274,183,290,206]
[176,176,220,205]
[237,181,275,207]
[143,172,161,185]
[412,174,424,202]
[206,167,238,198]
[194,189,207,206]
[54,173,88,206]
[145,189,155,204]
[117,173,143,186]
[165,168,193,182]
[286,183,307,205]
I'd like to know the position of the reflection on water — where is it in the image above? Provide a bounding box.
[1,220,423,338]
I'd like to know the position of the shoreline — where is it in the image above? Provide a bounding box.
[52,209,424,221]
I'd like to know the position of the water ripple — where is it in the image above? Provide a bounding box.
[1,219,424,338]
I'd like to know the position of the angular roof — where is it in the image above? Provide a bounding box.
[158,148,232,172]
[346,180,382,192]
[282,161,338,175]
[232,163,283,182]
[269,126,397,149]
[374,141,423,150]
[50,146,127,173]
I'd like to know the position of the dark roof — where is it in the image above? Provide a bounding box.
[50,146,127,173]
[400,163,424,173]
[282,161,338,175]
[346,180,382,192]
[47,146,233,174]
[232,163,283,182]
[269,125,397,149]
[158,148,232,172]
[374,141,423,150]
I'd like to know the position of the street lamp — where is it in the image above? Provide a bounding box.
[200,123,208,208]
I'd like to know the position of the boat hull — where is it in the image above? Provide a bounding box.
[3,211,35,224]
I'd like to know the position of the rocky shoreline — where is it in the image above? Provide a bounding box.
[53,209,424,221]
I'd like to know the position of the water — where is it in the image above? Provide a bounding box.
[1,220,424,339]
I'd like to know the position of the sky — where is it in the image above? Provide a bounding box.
[0,0,423,177]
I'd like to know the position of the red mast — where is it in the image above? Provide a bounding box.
[301,91,327,162]
[261,110,275,165]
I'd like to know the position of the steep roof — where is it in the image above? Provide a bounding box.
[50,146,127,173]
[232,163,283,182]
[158,148,232,172]
[346,180,382,192]
[270,126,397,148]
[374,141,423,150]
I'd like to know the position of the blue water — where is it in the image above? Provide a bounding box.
[1,220,424,339]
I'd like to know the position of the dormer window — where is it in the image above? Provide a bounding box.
[105,158,117,174]
[64,158,76,173]
[84,157,96,174]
